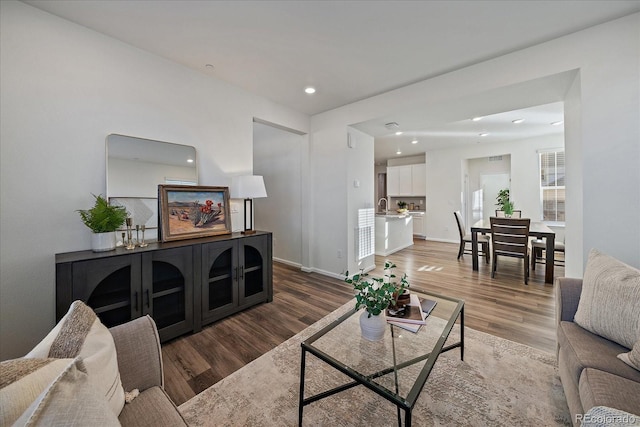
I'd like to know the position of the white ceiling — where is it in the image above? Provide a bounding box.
[22,1,640,163]
[368,102,565,164]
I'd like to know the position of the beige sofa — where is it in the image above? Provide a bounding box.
[556,277,640,424]
[111,316,188,427]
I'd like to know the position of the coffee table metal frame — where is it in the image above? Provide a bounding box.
[298,291,464,427]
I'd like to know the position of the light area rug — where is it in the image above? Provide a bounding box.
[179,301,571,426]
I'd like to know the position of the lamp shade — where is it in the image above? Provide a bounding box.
[230,175,267,199]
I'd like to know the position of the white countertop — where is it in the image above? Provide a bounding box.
[376,210,424,218]
[376,213,409,219]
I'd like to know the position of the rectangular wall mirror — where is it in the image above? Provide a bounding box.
[106,134,198,242]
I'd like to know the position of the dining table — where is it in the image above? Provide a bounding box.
[470,218,556,284]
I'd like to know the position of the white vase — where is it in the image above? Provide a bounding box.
[91,232,116,252]
[359,310,387,341]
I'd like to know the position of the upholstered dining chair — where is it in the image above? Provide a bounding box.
[490,217,531,284]
[531,235,565,272]
[495,210,522,218]
[454,211,490,263]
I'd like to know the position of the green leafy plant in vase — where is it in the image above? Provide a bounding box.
[345,261,410,341]
[77,194,128,252]
[495,188,515,217]
[396,200,408,213]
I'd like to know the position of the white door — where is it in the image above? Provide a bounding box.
[480,174,510,221]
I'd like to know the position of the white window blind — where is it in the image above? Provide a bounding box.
[356,208,375,260]
[539,151,565,222]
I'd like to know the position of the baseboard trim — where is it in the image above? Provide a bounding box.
[375,242,414,257]
[426,237,458,244]
[273,257,302,269]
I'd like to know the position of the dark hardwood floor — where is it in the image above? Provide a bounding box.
[162,239,562,406]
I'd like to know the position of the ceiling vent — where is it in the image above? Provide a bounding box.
[488,156,503,162]
[384,122,399,129]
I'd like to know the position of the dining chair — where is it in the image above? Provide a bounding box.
[531,235,565,271]
[453,211,490,263]
[490,217,531,284]
[495,210,522,218]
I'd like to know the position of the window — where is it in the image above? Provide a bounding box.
[539,150,565,223]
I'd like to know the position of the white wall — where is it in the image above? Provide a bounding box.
[347,127,376,274]
[0,1,308,359]
[310,13,639,281]
[253,122,304,266]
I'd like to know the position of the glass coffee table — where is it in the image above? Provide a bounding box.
[298,289,464,426]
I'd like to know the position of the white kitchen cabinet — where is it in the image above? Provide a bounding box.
[398,166,412,196]
[387,164,426,196]
[387,166,400,196]
[411,163,426,196]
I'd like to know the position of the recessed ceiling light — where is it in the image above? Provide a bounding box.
[396,150,402,155]
[187,158,194,163]
[472,117,483,121]
[551,120,564,126]
[512,119,525,124]
[304,87,316,94]
[411,139,418,144]
[395,131,403,135]
[205,64,214,69]
[479,132,489,137]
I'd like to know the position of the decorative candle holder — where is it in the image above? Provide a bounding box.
[139,225,148,247]
[125,218,135,250]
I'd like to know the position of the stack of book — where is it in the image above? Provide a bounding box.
[386,293,437,333]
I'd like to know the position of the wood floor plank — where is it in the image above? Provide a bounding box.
[161,239,562,405]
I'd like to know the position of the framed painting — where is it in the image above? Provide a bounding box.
[158,185,231,242]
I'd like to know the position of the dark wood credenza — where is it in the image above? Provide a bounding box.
[56,231,272,342]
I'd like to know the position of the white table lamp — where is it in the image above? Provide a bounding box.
[231,175,267,234]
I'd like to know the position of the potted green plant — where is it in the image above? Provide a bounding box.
[345,261,409,341]
[397,200,408,213]
[495,188,515,217]
[77,194,128,252]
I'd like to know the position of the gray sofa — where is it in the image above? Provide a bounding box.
[110,316,188,427]
[556,277,640,424]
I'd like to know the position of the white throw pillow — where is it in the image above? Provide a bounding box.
[618,340,640,372]
[574,249,640,349]
[25,300,125,415]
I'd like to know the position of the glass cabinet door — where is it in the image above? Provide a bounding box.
[202,240,238,325]
[72,255,141,327]
[143,247,193,342]
[239,236,269,306]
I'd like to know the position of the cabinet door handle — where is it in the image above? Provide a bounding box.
[145,289,150,309]
[134,291,139,312]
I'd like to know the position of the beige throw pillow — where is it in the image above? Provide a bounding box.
[1,358,74,426]
[618,340,640,372]
[25,300,125,415]
[12,358,120,426]
[574,249,640,349]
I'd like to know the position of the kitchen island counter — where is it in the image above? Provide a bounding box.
[375,213,414,256]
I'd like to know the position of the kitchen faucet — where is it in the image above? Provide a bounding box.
[377,197,389,212]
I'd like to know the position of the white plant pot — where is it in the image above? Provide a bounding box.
[359,310,387,341]
[91,232,116,252]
